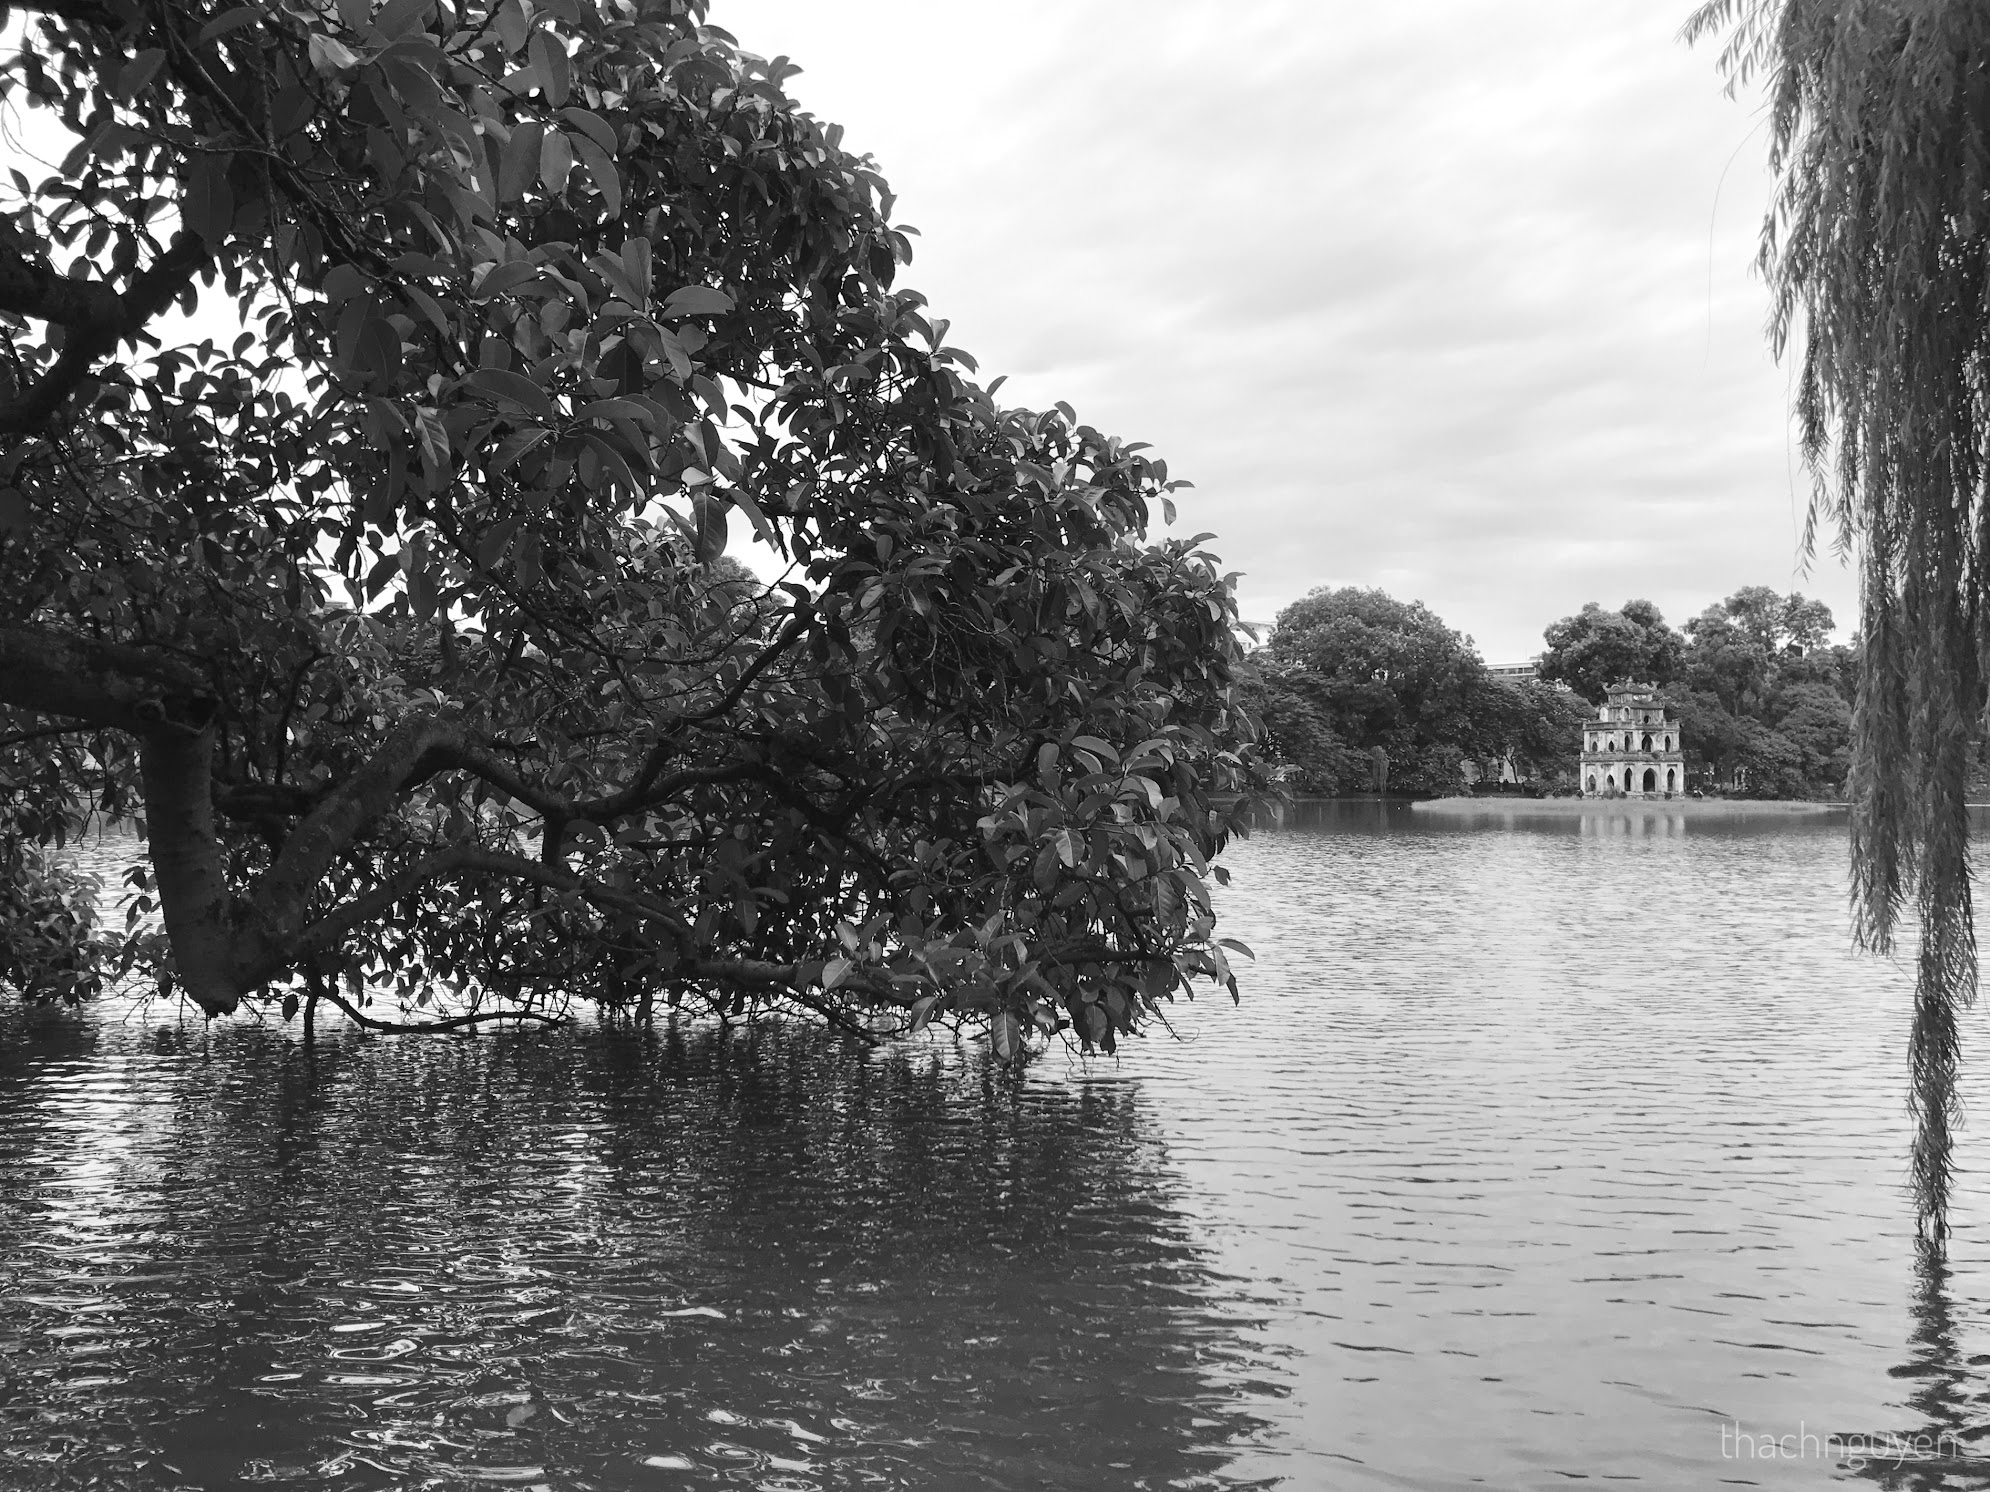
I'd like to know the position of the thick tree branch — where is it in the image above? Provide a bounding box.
[0,620,212,729]
[0,232,208,436]
[214,780,325,820]
[566,758,775,824]
[248,710,792,953]
[140,726,247,1016]
[0,230,124,327]
[680,956,913,1045]
[255,716,470,931]
[311,982,570,1034]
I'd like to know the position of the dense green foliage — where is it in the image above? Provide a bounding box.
[1252,585,1855,801]
[1538,599,1684,702]
[0,0,1266,1053]
[1254,587,1585,795]
[1540,590,1854,799]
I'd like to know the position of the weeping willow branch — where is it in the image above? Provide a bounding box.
[1686,0,1990,1240]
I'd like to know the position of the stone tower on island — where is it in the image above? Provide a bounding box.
[1579,681,1685,798]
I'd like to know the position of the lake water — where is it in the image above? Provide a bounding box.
[4,803,1990,1489]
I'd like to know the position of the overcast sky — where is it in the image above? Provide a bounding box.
[720,1,1848,664]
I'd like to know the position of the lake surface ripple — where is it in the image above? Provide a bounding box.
[4,803,1990,1489]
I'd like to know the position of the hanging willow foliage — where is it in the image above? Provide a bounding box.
[1685,0,1990,1238]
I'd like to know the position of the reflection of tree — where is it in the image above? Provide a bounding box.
[1847,1239,1990,1489]
[0,1015,1277,1489]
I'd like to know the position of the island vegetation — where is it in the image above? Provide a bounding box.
[1250,584,1860,801]
[0,0,1270,1051]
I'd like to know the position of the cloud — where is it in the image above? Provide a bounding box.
[721,0,1853,657]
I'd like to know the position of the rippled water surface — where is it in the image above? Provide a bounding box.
[6,803,1990,1490]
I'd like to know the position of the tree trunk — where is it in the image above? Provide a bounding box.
[139,727,248,1015]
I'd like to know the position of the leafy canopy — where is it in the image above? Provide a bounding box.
[1537,599,1684,704]
[1262,586,1580,794]
[0,0,1266,1054]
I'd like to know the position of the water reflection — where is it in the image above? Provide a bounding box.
[1147,805,1990,1487]
[0,1012,1277,1490]
[1834,1241,1990,1488]
[1267,796,1854,839]
[22,805,1990,1487]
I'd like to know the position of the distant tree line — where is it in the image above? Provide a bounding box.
[1251,583,1860,799]
[1246,588,1590,796]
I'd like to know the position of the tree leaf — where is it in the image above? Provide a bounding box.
[692,493,727,563]
[728,490,778,549]
[116,49,166,100]
[660,286,733,319]
[991,1010,1021,1064]
[463,367,556,420]
[539,128,573,196]
[198,7,262,45]
[368,0,433,42]
[308,33,362,75]
[182,156,235,246]
[499,120,543,204]
[558,106,617,156]
[475,515,519,570]
[569,132,621,219]
[621,237,653,304]
[473,260,542,300]
[580,431,642,501]
[413,404,450,476]
[530,29,571,107]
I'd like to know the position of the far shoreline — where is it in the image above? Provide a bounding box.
[1410,796,1845,816]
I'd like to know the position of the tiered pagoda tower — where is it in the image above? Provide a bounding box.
[1579,681,1685,798]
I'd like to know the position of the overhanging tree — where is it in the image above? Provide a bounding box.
[0,0,1266,1053]
[1687,0,1990,1235]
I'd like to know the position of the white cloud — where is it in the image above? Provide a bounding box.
[723,2,1852,659]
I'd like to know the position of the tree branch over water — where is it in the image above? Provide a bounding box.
[1686,0,1990,1240]
[0,0,1271,1056]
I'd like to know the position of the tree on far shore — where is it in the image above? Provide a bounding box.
[1260,586,1579,794]
[1543,589,1853,799]
[1537,600,1684,703]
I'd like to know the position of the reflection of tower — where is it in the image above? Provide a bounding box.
[1578,681,1685,798]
